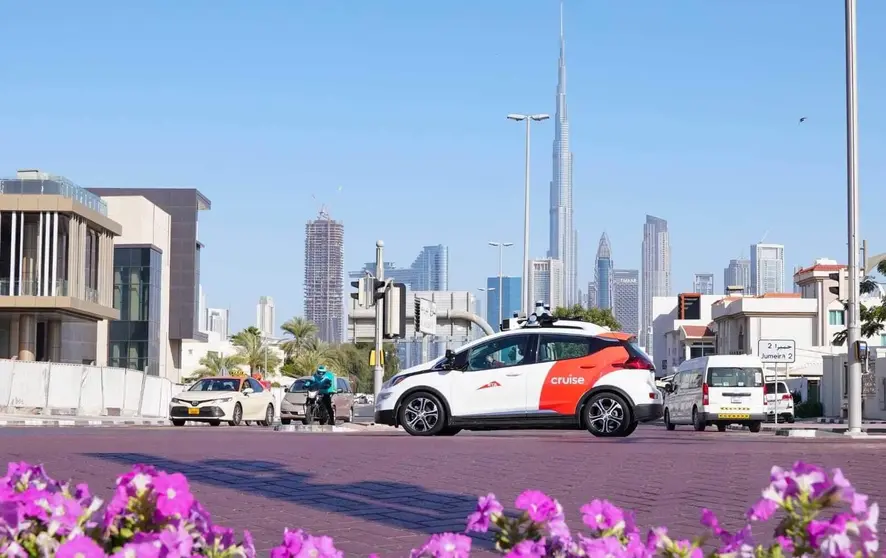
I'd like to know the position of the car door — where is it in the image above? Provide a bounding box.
[528,333,608,416]
[242,379,264,418]
[448,333,533,419]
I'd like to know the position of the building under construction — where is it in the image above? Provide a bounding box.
[304,209,344,343]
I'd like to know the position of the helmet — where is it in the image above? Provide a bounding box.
[315,365,328,374]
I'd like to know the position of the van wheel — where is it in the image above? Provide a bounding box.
[664,409,675,431]
[584,392,631,437]
[692,407,705,431]
[717,424,727,432]
[398,392,446,436]
[748,421,762,433]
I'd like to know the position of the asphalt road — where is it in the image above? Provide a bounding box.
[1,425,883,556]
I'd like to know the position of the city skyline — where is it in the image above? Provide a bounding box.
[304,210,344,344]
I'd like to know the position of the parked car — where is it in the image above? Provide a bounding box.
[169,377,275,427]
[280,376,355,424]
[764,380,795,423]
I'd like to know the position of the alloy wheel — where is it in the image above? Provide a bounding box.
[588,397,625,435]
[403,396,439,433]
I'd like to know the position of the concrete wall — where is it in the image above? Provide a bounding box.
[0,359,182,417]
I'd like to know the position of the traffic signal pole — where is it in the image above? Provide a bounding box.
[373,240,385,397]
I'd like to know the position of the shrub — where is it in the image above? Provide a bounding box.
[796,401,824,419]
[0,460,877,557]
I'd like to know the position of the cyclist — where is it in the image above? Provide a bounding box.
[307,365,336,425]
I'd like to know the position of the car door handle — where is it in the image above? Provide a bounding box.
[505,372,522,377]
[580,364,596,369]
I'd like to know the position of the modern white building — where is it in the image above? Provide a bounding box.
[95,196,178,381]
[751,243,785,295]
[692,273,714,295]
[256,295,275,338]
[641,215,671,350]
[206,307,229,339]
[528,258,564,310]
[650,294,724,375]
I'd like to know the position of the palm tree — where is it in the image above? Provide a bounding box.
[188,352,245,381]
[280,317,319,359]
[231,328,281,374]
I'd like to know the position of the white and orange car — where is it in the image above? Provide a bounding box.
[374,308,662,437]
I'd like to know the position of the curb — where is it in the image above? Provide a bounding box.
[0,418,170,427]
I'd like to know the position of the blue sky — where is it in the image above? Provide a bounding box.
[3,0,886,332]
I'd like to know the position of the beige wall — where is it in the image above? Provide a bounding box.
[96,197,177,381]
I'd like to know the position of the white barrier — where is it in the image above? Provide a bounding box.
[0,360,176,418]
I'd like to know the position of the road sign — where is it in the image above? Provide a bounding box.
[758,339,796,364]
[417,298,437,335]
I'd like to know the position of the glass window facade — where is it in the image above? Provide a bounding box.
[109,247,162,375]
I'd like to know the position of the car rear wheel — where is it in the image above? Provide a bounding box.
[620,421,638,437]
[748,421,762,433]
[229,403,243,426]
[439,427,462,436]
[399,392,446,436]
[172,419,185,427]
[692,407,705,431]
[209,420,221,427]
[717,424,727,432]
[664,409,675,431]
[259,405,274,427]
[584,392,631,437]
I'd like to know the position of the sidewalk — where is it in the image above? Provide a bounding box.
[726,421,886,435]
[0,414,170,427]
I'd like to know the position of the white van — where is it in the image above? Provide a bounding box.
[663,355,767,432]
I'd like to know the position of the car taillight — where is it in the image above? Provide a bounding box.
[615,356,652,370]
[782,394,792,400]
[702,383,709,406]
[763,384,768,406]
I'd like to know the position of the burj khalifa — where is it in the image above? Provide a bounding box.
[548,0,577,306]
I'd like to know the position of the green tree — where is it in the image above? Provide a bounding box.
[833,260,886,345]
[187,352,245,381]
[280,341,339,378]
[280,317,318,360]
[552,304,622,331]
[231,327,281,374]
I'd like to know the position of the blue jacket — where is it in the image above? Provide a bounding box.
[308,370,336,395]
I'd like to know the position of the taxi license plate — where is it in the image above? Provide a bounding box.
[188,408,200,415]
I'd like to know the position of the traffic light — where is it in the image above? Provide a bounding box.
[384,282,407,339]
[829,272,846,299]
[350,279,366,307]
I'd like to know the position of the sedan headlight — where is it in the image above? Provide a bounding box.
[171,398,183,404]
[218,397,232,403]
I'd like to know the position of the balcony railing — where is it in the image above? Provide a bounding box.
[0,279,70,297]
[0,176,108,216]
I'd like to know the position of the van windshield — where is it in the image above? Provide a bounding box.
[707,367,763,388]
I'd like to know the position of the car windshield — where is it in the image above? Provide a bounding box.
[189,378,240,392]
[288,379,312,392]
[764,382,789,394]
[707,367,763,388]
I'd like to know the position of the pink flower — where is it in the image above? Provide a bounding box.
[515,490,558,523]
[465,493,502,533]
[505,539,547,558]
[151,472,194,519]
[411,533,471,558]
[56,535,106,558]
[581,499,625,531]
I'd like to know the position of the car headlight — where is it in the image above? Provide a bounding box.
[218,397,232,403]
[171,398,182,404]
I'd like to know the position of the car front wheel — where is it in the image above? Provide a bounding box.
[664,409,675,431]
[398,392,446,436]
[172,419,185,427]
[229,403,243,426]
[584,392,631,437]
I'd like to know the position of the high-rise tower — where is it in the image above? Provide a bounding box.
[594,232,613,309]
[304,209,344,343]
[641,215,671,350]
[548,0,576,306]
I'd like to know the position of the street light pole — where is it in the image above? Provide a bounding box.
[507,113,549,315]
[844,0,863,435]
[479,287,495,325]
[488,241,514,331]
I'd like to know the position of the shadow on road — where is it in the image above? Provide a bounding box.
[84,452,493,547]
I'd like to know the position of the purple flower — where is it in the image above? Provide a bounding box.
[151,472,194,519]
[578,535,626,558]
[700,508,723,536]
[580,499,625,532]
[110,541,162,558]
[515,490,558,523]
[775,535,795,554]
[157,524,193,557]
[271,529,306,558]
[243,529,256,558]
[56,535,107,558]
[505,539,547,558]
[785,461,828,498]
[464,493,503,533]
[746,495,779,522]
[300,535,343,558]
[411,533,471,558]
[808,515,853,556]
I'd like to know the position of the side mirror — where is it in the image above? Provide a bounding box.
[337,388,344,394]
[665,383,675,394]
[243,387,254,395]
[443,349,456,370]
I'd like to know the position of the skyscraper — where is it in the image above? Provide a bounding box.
[528,259,564,310]
[486,276,522,331]
[256,296,275,338]
[595,232,613,310]
[348,245,448,291]
[587,282,597,308]
[612,269,640,337]
[692,273,715,295]
[548,1,576,306]
[304,209,344,343]
[641,215,671,350]
[723,259,751,293]
[750,243,785,295]
[206,308,230,338]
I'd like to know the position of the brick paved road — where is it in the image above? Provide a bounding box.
[1,425,884,556]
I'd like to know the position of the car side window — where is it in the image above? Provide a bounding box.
[248,378,264,392]
[336,378,350,393]
[537,334,594,362]
[465,334,530,372]
[695,369,704,388]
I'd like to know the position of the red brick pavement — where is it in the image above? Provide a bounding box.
[0,425,884,556]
